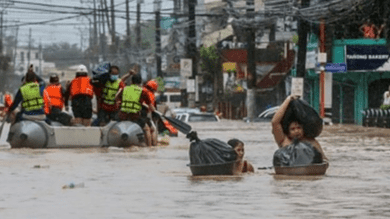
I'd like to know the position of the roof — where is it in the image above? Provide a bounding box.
[256,50,295,89]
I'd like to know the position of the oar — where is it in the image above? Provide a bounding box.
[0,113,10,143]
[152,111,192,134]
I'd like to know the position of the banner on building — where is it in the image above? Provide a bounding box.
[345,45,390,72]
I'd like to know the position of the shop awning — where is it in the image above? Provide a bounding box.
[256,50,295,89]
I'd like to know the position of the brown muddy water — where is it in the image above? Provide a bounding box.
[1,121,390,219]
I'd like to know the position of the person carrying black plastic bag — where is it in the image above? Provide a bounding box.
[271,95,328,162]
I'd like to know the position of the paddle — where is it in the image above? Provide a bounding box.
[0,113,10,144]
[152,111,192,134]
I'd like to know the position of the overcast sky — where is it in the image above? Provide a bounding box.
[2,0,174,49]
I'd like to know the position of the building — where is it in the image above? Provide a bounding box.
[12,47,55,76]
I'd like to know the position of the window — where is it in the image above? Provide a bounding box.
[188,114,218,122]
[20,52,24,62]
[170,95,181,102]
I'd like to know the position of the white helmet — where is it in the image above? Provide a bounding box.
[76,65,88,73]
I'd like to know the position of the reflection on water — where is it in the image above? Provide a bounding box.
[0,121,389,218]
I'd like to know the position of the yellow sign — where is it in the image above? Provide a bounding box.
[223,62,236,72]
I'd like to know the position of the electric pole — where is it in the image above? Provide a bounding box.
[155,0,162,78]
[187,0,197,108]
[296,0,310,78]
[126,0,131,47]
[110,0,116,48]
[100,4,106,60]
[93,0,98,48]
[246,0,256,121]
[28,28,31,65]
[136,0,142,48]
[39,41,42,76]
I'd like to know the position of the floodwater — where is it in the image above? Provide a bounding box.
[1,121,390,219]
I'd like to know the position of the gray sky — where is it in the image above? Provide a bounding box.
[2,0,173,49]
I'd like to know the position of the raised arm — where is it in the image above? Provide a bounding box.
[271,95,295,146]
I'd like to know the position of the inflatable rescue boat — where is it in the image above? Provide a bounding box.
[7,120,145,148]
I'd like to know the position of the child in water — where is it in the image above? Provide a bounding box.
[227,139,254,173]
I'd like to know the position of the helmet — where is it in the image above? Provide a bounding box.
[146,80,158,92]
[76,65,88,73]
[49,74,59,83]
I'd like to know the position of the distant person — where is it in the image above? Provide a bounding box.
[227,138,254,173]
[45,74,72,125]
[380,85,390,110]
[271,95,328,161]
[141,80,159,146]
[7,66,50,123]
[91,65,125,126]
[115,74,151,146]
[65,65,94,126]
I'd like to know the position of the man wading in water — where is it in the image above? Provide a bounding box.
[271,95,328,161]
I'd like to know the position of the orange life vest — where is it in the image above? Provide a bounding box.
[70,76,93,98]
[45,84,64,109]
[4,94,12,107]
[163,119,178,135]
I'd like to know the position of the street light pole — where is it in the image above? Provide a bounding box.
[154,0,162,78]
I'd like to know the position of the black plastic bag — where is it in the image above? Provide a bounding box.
[273,139,323,167]
[92,62,111,80]
[187,131,237,165]
[282,99,323,138]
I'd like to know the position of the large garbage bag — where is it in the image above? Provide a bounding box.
[187,131,237,165]
[273,139,323,167]
[92,62,111,80]
[282,99,323,138]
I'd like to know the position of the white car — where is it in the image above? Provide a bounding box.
[178,113,220,122]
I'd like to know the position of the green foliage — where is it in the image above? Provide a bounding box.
[155,76,165,92]
[199,45,220,80]
[43,42,83,68]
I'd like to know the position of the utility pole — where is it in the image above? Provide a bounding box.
[155,0,162,78]
[102,0,111,41]
[39,41,42,76]
[296,0,310,78]
[110,0,116,48]
[28,28,31,65]
[13,26,18,73]
[0,11,3,54]
[93,0,98,49]
[246,0,256,121]
[136,0,142,48]
[187,0,197,108]
[100,4,106,60]
[126,0,131,47]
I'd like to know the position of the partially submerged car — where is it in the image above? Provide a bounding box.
[179,113,220,123]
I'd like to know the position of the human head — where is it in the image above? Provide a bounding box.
[110,66,120,81]
[132,74,142,85]
[49,74,59,84]
[76,65,88,77]
[287,121,304,140]
[228,138,244,160]
[145,80,158,93]
[25,71,36,83]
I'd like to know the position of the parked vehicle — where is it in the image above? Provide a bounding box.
[179,113,220,123]
[157,92,182,109]
[243,106,280,122]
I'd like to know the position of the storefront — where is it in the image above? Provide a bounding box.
[308,38,390,125]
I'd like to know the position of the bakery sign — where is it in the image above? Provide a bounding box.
[345,45,390,72]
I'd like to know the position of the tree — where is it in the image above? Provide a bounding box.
[199,45,223,109]
[43,42,83,68]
